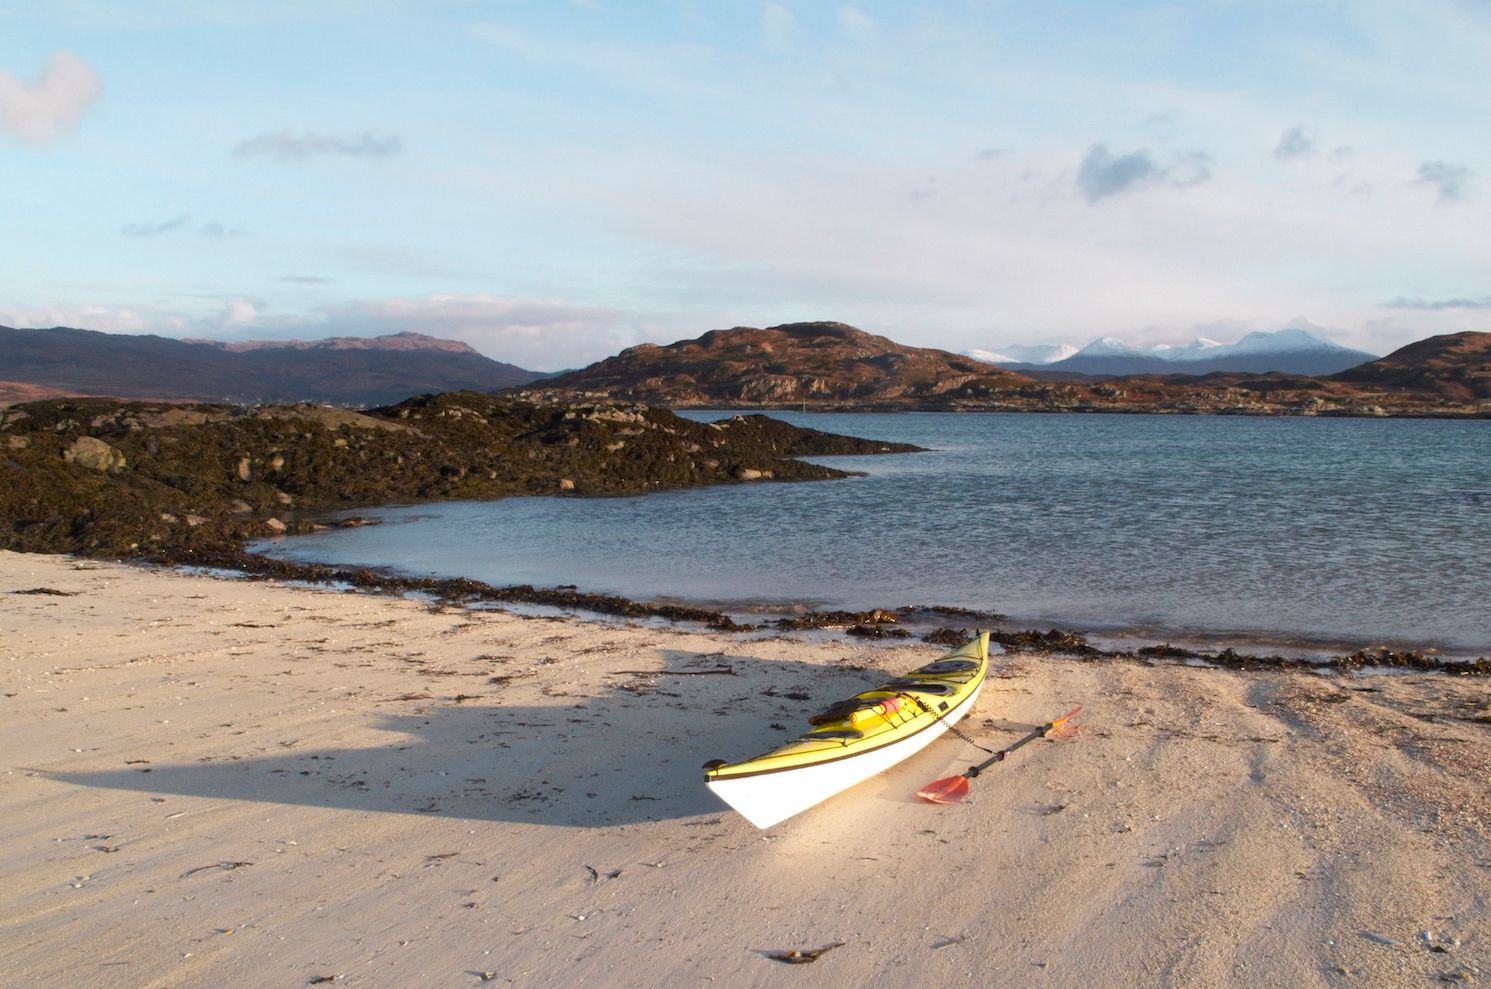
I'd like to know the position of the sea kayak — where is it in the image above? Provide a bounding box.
[703,632,989,828]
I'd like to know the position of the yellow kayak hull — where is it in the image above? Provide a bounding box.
[704,632,989,828]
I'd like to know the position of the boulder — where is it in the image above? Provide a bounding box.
[63,436,127,473]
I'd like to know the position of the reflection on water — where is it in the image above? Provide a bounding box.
[255,412,1491,657]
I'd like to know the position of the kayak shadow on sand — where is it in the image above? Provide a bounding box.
[42,648,906,828]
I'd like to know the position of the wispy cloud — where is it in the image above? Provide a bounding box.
[763,3,798,51]
[232,128,403,161]
[121,214,190,237]
[1416,160,1470,203]
[838,5,875,41]
[1383,295,1491,311]
[200,220,251,238]
[0,52,102,145]
[280,274,334,284]
[121,215,249,238]
[1274,125,1313,160]
[1076,144,1211,203]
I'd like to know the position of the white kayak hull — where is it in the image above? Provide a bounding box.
[705,678,983,829]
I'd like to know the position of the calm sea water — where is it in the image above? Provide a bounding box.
[254,413,1491,658]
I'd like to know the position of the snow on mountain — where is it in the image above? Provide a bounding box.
[1075,336,1149,358]
[966,343,1079,365]
[989,328,1377,377]
[1002,342,1079,364]
[1151,338,1222,360]
[1225,328,1342,355]
[964,348,1019,364]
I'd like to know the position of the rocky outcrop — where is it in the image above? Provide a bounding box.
[63,436,127,472]
[522,321,1042,408]
[0,393,922,558]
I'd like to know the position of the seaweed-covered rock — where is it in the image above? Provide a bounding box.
[0,393,919,559]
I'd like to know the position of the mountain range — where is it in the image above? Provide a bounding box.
[975,328,1378,377]
[0,327,543,406]
[525,322,1490,416]
[3,321,1488,418]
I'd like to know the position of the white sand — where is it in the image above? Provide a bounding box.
[2,550,1487,988]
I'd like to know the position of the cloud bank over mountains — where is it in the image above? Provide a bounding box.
[0,294,646,372]
[2,5,1489,369]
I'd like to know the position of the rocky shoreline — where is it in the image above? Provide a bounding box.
[171,547,1489,676]
[0,392,919,560]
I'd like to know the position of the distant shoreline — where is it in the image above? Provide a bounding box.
[668,402,1491,419]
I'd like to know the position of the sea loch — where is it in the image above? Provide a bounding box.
[256,412,1491,660]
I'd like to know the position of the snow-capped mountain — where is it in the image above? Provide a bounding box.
[964,347,1019,364]
[1151,338,1222,359]
[1073,336,1149,359]
[965,342,1078,365]
[988,328,1377,377]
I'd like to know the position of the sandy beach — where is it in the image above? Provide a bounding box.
[2,549,1488,988]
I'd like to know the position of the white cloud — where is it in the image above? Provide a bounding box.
[0,303,166,333]
[1383,294,1491,311]
[838,6,875,41]
[763,3,798,51]
[0,52,102,145]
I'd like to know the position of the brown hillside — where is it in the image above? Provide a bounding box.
[532,321,1042,405]
[1331,331,1491,400]
[524,322,1489,418]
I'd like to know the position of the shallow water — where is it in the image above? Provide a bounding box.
[254,412,1491,658]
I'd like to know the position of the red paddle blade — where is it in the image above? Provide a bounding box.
[916,775,971,804]
[1051,705,1083,730]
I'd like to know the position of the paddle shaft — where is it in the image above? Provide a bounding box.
[962,707,1079,779]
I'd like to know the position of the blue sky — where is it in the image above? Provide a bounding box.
[2,1,1488,369]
